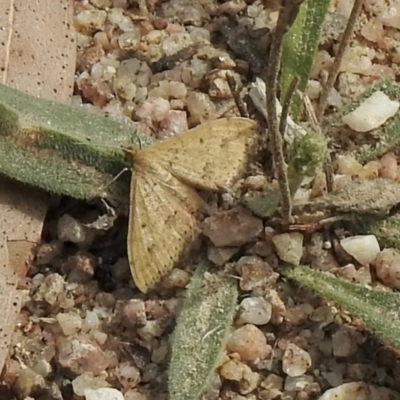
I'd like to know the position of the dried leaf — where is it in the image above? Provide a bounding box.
[125,117,258,292]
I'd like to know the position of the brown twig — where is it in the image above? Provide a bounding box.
[316,0,364,122]
[266,0,304,224]
[226,73,249,118]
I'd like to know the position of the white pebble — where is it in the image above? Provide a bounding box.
[238,297,272,325]
[342,91,399,132]
[272,232,304,265]
[85,388,124,400]
[57,214,86,243]
[282,343,312,377]
[318,381,400,400]
[340,235,380,265]
[57,312,82,336]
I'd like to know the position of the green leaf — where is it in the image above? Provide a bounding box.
[280,0,330,121]
[282,265,400,349]
[0,83,155,203]
[168,265,238,400]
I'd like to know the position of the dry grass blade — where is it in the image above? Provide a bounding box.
[125,117,258,292]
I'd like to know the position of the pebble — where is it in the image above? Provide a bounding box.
[227,324,271,362]
[272,232,304,265]
[72,372,110,396]
[115,362,141,390]
[332,327,358,357]
[32,273,65,306]
[203,206,263,247]
[13,368,46,398]
[61,252,97,283]
[121,299,147,327]
[379,152,398,179]
[335,155,363,176]
[284,375,314,391]
[282,343,312,377]
[57,336,111,375]
[340,235,380,265]
[237,256,278,291]
[374,248,400,289]
[85,388,125,400]
[318,381,400,400]
[186,92,216,125]
[57,312,83,336]
[57,214,86,243]
[207,246,239,266]
[342,91,399,132]
[238,297,272,325]
[35,240,63,265]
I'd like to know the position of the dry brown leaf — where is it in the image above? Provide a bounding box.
[0,0,76,372]
[125,117,258,292]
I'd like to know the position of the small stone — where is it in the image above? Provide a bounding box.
[33,273,65,306]
[61,251,97,283]
[203,206,263,247]
[340,235,380,265]
[374,248,400,289]
[35,240,63,265]
[238,297,272,325]
[207,246,239,266]
[272,232,304,265]
[115,362,141,390]
[186,92,216,125]
[161,268,190,289]
[118,27,141,50]
[158,110,188,138]
[57,214,86,243]
[342,91,399,132]
[335,155,363,176]
[227,324,271,362]
[332,327,358,357]
[76,10,107,31]
[14,368,46,398]
[57,312,83,336]
[85,388,124,400]
[379,152,398,179]
[57,336,110,375]
[237,256,278,291]
[220,359,244,381]
[162,33,193,56]
[282,343,312,377]
[72,372,110,396]
[284,375,314,391]
[120,299,147,327]
[318,382,400,400]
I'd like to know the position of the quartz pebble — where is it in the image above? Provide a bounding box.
[318,382,400,400]
[227,324,271,362]
[57,312,83,336]
[272,232,304,265]
[85,388,124,400]
[340,235,380,265]
[237,256,278,291]
[342,91,399,132]
[238,297,272,325]
[282,343,312,377]
[374,248,400,289]
[72,372,110,396]
[57,214,86,243]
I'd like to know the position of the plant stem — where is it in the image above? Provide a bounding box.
[266,0,304,224]
[316,0,365,122]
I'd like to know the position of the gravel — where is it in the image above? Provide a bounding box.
[7,0,400,399]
